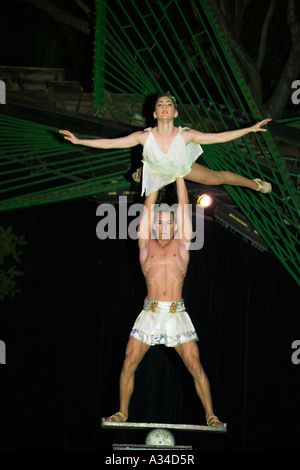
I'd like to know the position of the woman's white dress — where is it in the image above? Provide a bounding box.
[141,126,203,196]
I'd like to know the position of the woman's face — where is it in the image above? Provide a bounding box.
[154,96,178,120]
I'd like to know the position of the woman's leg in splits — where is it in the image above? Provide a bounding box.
[185,163,271,192]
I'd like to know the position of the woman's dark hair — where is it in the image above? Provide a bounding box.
[155,91,177,109]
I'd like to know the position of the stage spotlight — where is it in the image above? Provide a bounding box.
[197,193,213,208]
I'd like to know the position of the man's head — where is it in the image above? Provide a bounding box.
[153,92,178,121]
[153,203,177,242]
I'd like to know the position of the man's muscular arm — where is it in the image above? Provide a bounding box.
[138,190,158,249]
[176,178,192,246]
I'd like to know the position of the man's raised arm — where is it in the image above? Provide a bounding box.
[176,177,192,246]
[138,190,158,248]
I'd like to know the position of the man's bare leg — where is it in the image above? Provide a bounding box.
[175,340,223,427]
[106,337,151,422]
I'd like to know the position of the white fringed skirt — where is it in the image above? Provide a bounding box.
[129,298,198,347]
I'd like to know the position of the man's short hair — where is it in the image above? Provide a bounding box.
[154,203,176,223]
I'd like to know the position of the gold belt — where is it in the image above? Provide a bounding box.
[143,298,185,313]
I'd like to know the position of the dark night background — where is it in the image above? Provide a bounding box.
[0,0,299,454]
[1,198,299,451]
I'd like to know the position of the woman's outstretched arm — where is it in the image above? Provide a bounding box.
[59,129,145,149]
[186,119,272,145]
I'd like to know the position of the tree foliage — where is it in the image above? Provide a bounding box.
[208,0,300,118]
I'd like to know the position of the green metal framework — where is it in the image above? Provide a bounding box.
[0,113,133,205]
[0,0,299,285]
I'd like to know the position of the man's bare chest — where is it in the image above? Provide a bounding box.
[145,240,187,270]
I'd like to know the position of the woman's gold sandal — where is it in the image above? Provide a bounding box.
[253,178,272,193]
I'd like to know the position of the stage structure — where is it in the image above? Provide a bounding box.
[0,0,299,286]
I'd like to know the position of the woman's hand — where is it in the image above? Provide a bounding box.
[251,118,272,133]
[59,130,81,145]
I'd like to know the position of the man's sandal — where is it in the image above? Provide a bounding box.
[207,415,224,428]
[253,178,272,193]
[105,411,128,422]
